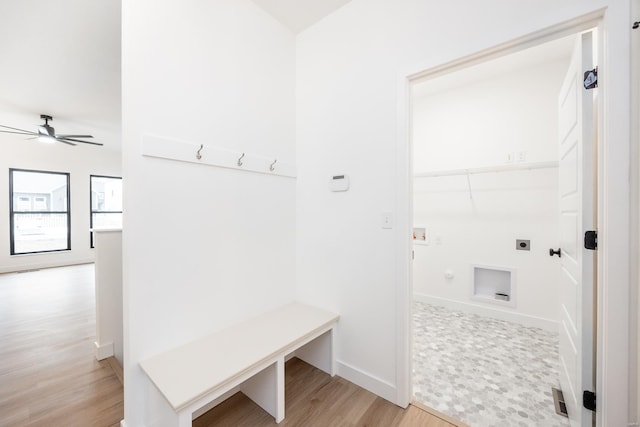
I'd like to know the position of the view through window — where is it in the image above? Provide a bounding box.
[10,169,71,254]
[90,175,123,247]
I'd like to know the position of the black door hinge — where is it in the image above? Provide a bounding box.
[584,67,598,89]
[583,390,596,412]
[584,230,597,250]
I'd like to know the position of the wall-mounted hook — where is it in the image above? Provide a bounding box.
[269,159,277,172]
[237,153,245,167]
[196,144,203,160]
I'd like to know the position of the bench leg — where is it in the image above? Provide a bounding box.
[295,329,335,376]
[276,356,285,422]
[177,411,192,427]
[240,358,284,423]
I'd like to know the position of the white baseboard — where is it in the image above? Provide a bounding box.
[336,360,398,404]
[414,294,558,332]
[95,341,114,360]
[0,259,94,274]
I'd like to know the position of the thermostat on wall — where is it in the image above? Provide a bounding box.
[329,174,349,192]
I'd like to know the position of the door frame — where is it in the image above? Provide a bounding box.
[395,9,629,427]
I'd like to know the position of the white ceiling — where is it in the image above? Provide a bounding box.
[251,0,352,34]
[0,1,571,152]
[0,0,121,150]
[0,0,348,152]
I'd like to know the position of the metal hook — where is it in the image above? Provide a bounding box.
[196,144,203,160]
[237,153,245,167]
[269,159,277,172]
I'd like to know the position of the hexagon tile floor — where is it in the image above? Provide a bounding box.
[412,302,571,427]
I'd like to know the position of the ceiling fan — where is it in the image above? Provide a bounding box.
[0,114,102,146]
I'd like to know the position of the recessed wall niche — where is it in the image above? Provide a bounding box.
[471,264,516,307]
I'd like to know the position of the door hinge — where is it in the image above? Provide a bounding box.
[583,390,596,412]
[584,67,598,89]
[584,230,598,250]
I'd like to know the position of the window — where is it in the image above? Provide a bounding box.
[10,169,71,255]
[34,196,47,210]
[90,175,122,247]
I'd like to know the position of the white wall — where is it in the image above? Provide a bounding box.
[296,1,632,424]
[413,169,560,330]
[412,59,568,330]
[0,130,121,273]
[121,1,296,426]
[413,59,569,172]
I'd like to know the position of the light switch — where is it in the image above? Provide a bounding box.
[382,212,393,229]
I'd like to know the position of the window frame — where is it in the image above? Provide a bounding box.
[90,174,123,248]
[9,168,71,255]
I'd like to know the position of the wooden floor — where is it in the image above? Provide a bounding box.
[0,264,123,427]
[0,265,460,427]
[194,357,458,427]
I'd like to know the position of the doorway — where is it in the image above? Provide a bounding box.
[409,30,597,427]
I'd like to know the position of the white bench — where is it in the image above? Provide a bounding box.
[139,302,339,427]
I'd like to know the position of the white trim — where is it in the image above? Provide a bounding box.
[414,161,558,178]
[336,360,398,404]
[94,340,115,360]
[397,8,630,427]
[632,5,640,426]
[595,7,631,427]
[414,294,558,332]
[395,63,413,408]
[0,259,94,274]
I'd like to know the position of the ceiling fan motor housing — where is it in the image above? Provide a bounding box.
[38,124,55,137]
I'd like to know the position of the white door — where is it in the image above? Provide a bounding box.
[557,31,596,427]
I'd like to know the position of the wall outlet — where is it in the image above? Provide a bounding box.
[517,151,527,162]
[516,239,530,251]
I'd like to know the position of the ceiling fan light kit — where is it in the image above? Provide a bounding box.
[0,114,103,146]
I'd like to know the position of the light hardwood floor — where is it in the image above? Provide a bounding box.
[0,265,460,427]
[195,357,459,427]
[0,264,123,427]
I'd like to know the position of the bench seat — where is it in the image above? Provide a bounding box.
[140,302,339,426]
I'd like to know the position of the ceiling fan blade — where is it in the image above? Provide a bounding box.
[0,129,38,136]
[0,124,33,133]
[56,138,77,146]
[57,137,102,146]
[56,134,94,138]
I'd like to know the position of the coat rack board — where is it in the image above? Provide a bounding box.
[141,135,296,178]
